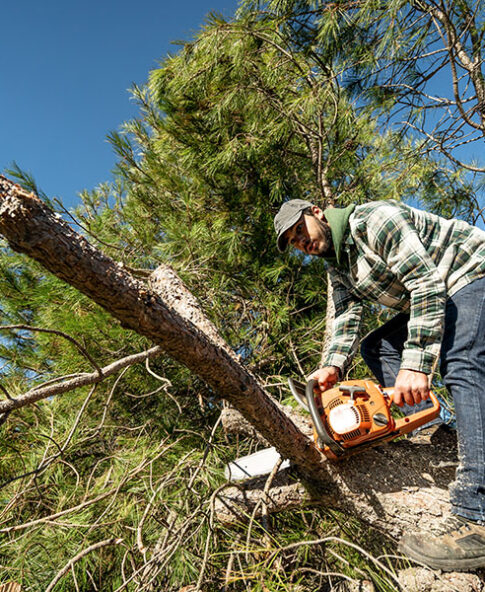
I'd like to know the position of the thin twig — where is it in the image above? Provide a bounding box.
[0,324,102,375]
[145,358,181,414]
[45,538,123,592]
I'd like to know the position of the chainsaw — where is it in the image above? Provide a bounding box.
[288,377,441,461]
[225,377,441,480]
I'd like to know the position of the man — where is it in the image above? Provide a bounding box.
[274,198,485,571]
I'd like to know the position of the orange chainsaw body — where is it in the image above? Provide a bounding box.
[310,379,440,461]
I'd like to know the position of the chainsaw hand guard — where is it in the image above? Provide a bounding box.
[305,379,345,458]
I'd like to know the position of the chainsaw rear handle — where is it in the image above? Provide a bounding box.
[382,386,440,407]
[305,379,344,456]
[383,386,441,433]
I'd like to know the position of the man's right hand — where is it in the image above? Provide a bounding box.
[307,366,340,393]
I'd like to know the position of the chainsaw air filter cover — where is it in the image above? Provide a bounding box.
[328,403,361,434]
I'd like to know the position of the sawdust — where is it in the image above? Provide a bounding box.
[398,567,484,591]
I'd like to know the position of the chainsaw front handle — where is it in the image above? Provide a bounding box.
[305,379,344,457]
[382,386,439,406]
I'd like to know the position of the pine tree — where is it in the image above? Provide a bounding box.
[0,4,481,591]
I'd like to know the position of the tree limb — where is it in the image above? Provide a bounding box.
[0,345,163,413]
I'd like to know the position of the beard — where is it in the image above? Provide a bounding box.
[314,218,335,258]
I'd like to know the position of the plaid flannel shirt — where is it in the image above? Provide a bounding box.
[323,201,485,375]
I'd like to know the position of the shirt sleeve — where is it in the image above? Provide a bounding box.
[365,204,447,374]
[322,273,364,372]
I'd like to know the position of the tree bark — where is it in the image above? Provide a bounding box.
[0,175,328,488]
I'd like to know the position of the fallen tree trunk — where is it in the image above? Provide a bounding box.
[216,420,458,537]
[220,403,460,536]
[0,175,328,488]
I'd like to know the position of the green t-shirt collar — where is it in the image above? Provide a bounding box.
[323,204,356,265]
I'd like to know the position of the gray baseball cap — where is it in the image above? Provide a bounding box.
[274,199,313,251]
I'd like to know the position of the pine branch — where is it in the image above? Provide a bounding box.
[0,175,329,488]
[0,345,162,414]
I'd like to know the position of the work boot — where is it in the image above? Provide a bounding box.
[399,514,485,571]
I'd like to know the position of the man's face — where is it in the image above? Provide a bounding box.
[284,206,334,257]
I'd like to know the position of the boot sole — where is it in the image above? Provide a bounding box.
[399,541,485,571]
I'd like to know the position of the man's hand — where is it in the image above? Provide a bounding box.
[307,366,340,393]
[392,369,429,407]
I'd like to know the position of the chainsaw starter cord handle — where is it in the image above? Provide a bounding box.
[305,379,344,457]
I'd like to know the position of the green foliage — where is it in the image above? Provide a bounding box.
[240,0,485,221]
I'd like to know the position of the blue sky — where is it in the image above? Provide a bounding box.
[2,2,483,217]
[1,0,238,209]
